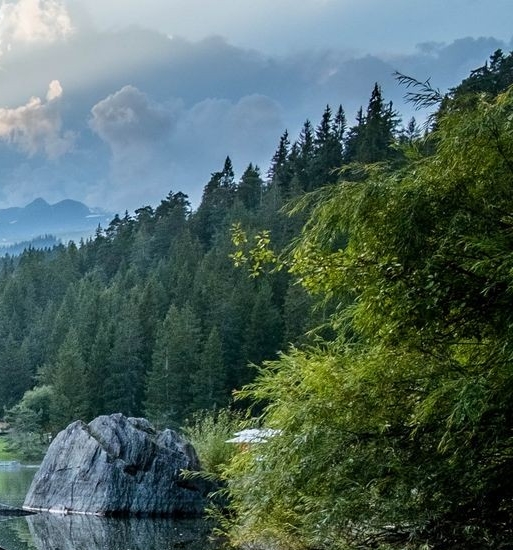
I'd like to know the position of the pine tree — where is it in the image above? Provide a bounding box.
[309,105,344,189]
[268,131,292,193]
[192,325,228,411]
[49,328,88,429]
[237,163,263,209]
[345,84,399,164]
[194,156,237,246]
[0,334,32,410]
[152,191,191,257]
[86,320,113,418]
[102,294,145,416]
[242,281,283,382]
[144,303,202,427]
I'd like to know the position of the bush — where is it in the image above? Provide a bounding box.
[184,408,242,477]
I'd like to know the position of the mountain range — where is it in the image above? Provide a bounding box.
[0,198,113,251]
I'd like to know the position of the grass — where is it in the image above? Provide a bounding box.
[0,437,17,461]
[183,409,242,476]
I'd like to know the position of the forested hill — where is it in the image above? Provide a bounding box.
[0,69,410,436]
[1,48,512,548]
[1,46,512,488]
[222,50,513,550]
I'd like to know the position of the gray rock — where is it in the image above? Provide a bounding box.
[23,414,209,516]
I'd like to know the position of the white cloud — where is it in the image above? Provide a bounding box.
[89,86,175,205]
[174,94,283,166]
[0,22,502,212]
[0,0,73,55]
[46,79,63,101]
[0,79,74,158]
[87,85,284,209]
[89,85,172,154]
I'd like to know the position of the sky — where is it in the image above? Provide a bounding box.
[0,0,510,213]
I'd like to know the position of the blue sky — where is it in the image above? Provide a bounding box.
[0,0,510,212]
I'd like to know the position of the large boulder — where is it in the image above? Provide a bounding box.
[23,414,209,516]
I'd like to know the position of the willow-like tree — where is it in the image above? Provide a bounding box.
[223,85,513,549]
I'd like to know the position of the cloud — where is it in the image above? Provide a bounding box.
[89,86,177,206]
[75,0,513,59]
[89,85,172,154]
[0,79,74,158]
[0,26,507,212]
[0,0,73,55]
[87,85,284,208]
[174,94,283,168]
[46,79,63,101]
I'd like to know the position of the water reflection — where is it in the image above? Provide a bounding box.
[0,466,38,508]
[0,516,36,550]
[0,466,222,550]
[26,513,221,550]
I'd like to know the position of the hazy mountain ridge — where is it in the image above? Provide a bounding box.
[0,198,113,248]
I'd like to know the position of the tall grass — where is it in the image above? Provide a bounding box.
[183,409,242,477]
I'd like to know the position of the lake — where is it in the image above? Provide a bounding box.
[0,465,222,550]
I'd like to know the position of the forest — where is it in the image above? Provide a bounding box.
[1,49,513,549]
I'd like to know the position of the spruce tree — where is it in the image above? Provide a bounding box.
[49,328,88,429]
[237,163,263,209]
[144,303,202,427]
[345,84,399,164]
[192,325,228,411]
[102,294,145,416]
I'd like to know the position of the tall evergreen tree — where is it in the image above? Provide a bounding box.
[102,295,145,416]
[237,163,263,210]
[243,281,283,380]
[49,328,88,429]
[144,303,202,427]
[268,130,293,193]
[309,105,345,189]
[194,156,237,246]
[345,84,399,164]
[0,334,32,410]
[86,319,113,418]
[192,325,228,411]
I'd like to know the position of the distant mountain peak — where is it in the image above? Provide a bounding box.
[0,197,113,248]
[26,198,50,209]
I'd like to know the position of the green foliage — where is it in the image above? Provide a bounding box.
[48,328,88,428]
[5,430,48,462]
[4,386,54,461]
[344,83,400,165]
[192,326,229,412]
[184,409,241,477]
[144,303,202,428]
[230,223,278,277]
[3,58,508,548]
[222,84,513,548]
[0,437,16,460]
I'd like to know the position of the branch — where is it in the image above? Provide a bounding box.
[394,72,444,110]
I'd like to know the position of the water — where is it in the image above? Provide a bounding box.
[0,466,222,550]
[0,465,37,508]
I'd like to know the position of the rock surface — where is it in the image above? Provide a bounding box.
[23,414,208,516]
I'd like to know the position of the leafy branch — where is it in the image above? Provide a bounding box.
[394,71,445,110]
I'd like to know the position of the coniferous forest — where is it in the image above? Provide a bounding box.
[2,49,513,549]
